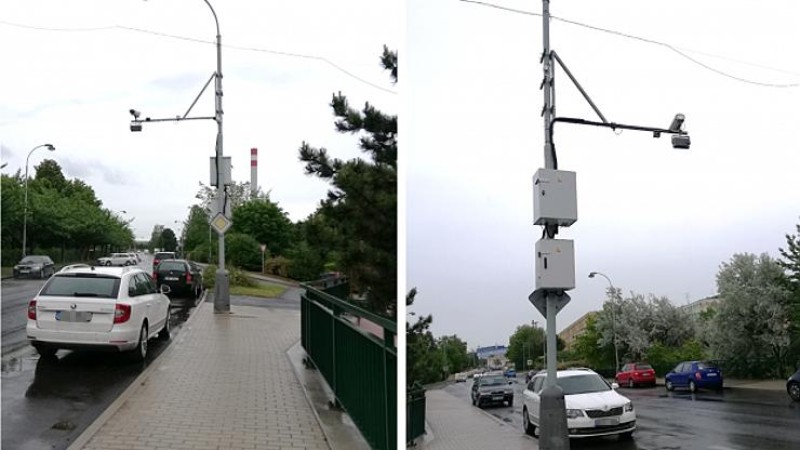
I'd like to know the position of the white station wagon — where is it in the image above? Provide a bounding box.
[522,369,636,440]
[26,266,172,361]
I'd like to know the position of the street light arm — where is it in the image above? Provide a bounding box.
[202,0,220,38]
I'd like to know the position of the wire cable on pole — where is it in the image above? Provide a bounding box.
[0,19,396,95]
[457,0,800,88]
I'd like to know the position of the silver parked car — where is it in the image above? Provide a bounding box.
[97,252,137,266]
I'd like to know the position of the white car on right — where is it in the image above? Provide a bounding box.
[522,368,636,440]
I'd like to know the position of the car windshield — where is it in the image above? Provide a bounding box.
[558,374,610,395]
[635,364,653,370]
[20,256,45,264]
[158,261,186,271]
[40,274,121,299]
[481,376,507,386]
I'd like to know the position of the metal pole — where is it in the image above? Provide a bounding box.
[203,0,230,313]
[22,144,54,257]
[538,1,569,447]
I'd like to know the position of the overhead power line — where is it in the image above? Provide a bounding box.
[458,0,800,88]
[0,19,397,95]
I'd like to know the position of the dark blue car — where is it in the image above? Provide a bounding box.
[665,360,723,393]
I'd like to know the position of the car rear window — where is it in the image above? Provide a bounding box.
[635,364,653,370]
[697,362,718,370]
[40,274,121,299]
[154,253,175,260]
[158,261,186,271]
[481,376,507,386]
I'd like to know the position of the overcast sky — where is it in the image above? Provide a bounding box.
[407,0,800,350]
[1,0,398,240]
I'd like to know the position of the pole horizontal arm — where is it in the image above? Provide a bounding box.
[552,116,688,136]
[132,116,216,124]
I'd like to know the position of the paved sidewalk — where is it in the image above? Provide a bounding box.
[68,301,330,450]
[421,389,537,450]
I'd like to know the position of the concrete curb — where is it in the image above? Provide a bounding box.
[65,291,208,450]
[287,342,334,450]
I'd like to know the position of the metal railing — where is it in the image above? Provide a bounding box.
[301,282,396,450]
[406,383,426,444]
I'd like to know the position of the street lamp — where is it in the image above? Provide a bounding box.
[131,0,229,312]
[22,144,55,257]
[589,271,620,372]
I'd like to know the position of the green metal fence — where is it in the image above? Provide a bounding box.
[406,384,426,444]
[301,283,397,450]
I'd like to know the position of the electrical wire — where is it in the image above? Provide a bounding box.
[0,19,396,95]
[457,0,800,88]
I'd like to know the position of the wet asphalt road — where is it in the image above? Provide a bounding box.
[446,377,800,449]
[1,256,201,450]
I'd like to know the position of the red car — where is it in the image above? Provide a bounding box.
[616,362,656,388]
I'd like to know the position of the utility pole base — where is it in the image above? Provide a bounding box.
[539,384,570,449]
[214,268,230,313]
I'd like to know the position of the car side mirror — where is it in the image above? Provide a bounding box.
[611,382,619,390]
[160,284,172,295]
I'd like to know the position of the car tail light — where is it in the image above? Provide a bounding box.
[154,259,160,267]
[186,271,192,284]
[28,300,37,320]
[695,372,702,380]
[114,304,132,324]
[152,271,158,280]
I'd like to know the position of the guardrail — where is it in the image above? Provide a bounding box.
[406,383,426,444]
[301,282,396,450]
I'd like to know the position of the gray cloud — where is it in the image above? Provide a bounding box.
[58,157,131,186]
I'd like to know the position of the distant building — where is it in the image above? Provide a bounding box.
[558,311,597,350]
[680,295,721,318]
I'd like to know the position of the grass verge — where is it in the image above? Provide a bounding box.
[230,283,287,299]
[1,267,13,278]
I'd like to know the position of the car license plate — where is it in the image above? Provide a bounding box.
[493,396,504,401]
[595,418,619,427]
[165,277,178,281]
[20,269,30,273]
[707,373,717,377]
[55,311,93,322]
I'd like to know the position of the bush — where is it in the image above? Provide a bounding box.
[266,256,291,278]
[224,233,262,271]
[202,264,254,290]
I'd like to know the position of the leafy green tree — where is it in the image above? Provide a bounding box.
[299,47,397,316]
[149,225,165,251]
[778,221,800,369]
[507,324,546,371]
[183,205,212,259]
[571,314,615,370]
[231,197,294,256]
[710,253,792,377]
[34,159,68,192]
[407,288,442,384]
[160,228,178,252]
[224,233,261,270]
[438,335,470,376]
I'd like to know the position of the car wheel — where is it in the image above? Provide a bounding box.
[666,379,674,391]
[130,322,148,362]
[789,382,800,402]
[508,397,514,407]
[628,379,635,389]
[523,409,537,437]
[620,431,634,440]
[158,309,171,341]
[34,345,57,358]
[689,380,697,393]
[471,395,476,406]
[39,270,44,279]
